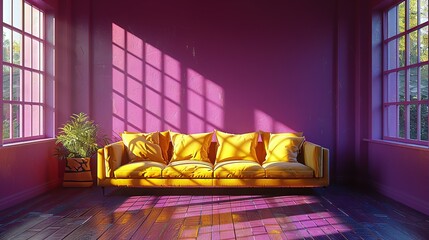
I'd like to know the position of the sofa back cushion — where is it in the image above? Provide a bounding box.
[214,131,259,164]
[170,132,213,163]
[166,141,302,165]
[121,132,166,164]
[263,135,305,164]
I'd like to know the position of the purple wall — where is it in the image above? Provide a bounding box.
[66,0,365,183]
[87,0,339,153]
[367,142,429,215]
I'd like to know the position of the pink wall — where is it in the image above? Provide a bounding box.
[0,140,59,211]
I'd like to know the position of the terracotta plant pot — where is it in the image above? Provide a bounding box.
[63,157,93,187]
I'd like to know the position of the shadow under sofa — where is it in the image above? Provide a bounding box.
[97,140,329,189]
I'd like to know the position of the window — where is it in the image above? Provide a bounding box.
[1,0,53,144]
[384,0,429,144]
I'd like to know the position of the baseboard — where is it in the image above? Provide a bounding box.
[0,179,61,211]
[373,182,429,216]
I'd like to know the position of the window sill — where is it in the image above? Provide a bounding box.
[1,138,56,149]
[363,138,429,152]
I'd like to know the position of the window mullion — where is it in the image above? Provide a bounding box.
[9,103,13,139]
[406,0,410,139]
[407,69,411,138]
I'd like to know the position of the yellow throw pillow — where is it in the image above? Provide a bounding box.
[263,133,305,164]
[121,132,165,164]
[259,131,303,152]
[123,131,171,162]
[215,131,259,163]
[170,132,213,162]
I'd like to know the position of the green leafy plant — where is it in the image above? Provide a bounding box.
[55,113,105,160]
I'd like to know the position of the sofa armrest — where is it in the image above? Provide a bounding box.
[97,141,126,179]
[302,141,324,178]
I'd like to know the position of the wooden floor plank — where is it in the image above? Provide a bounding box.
[0,212,51,240]
[27,227,61,240]
[129,207,163,239]
[0,185,428,239]
[44,217,89,240]
[63,206,119,240]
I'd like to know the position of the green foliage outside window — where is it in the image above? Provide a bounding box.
[390,0,429,142]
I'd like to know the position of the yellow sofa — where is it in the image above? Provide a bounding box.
[97,131,329,189]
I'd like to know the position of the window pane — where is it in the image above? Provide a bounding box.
[40,43,44,71]
[12,68,21,101]
[3,66,11,100]
[24,70,31,101]
[12,104,21,138]
[421,65,429,100]
[410,67,418,100]
[387,39,398,70]
[410,104,418,139]
[399,105,406,138]
[399,35,406,67]
[24,3,31,34]
[421,104,428,140]
[39,74,44,101]
[421,0,429,24]
[12,31,22,65]
[410,0,418,29]
[39,106,43,135]
[24,35,31,67]
[32,7,40,38]
[3,103,11,139]
[420,26,428,62]
[12,0,22,29]
[32,39,39,70]
[24,104,31,137]
[40,11,44,38]
[3,27,12,63]
[388,6,398,38]
[387,72,398,102]
[409,31,418,64]
[32,73,39,102]
[399,2,406,33]
[399,70,406,101]
[3,0,12,25]
[32,105,40,136]
[385,105,398,137]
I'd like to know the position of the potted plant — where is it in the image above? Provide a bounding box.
[55,112,103,187]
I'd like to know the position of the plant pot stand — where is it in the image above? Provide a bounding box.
[63,158,93,187]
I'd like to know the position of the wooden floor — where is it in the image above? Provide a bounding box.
[0,185,428,240]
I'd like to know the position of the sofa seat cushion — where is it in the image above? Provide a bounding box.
[263,162,314,178]
[162,160,213,178]
[114,161,166,178]
[214,160,265,178]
